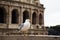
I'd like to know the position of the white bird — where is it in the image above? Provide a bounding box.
[18,19,30,35]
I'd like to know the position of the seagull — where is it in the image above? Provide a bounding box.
[18,19,30,35]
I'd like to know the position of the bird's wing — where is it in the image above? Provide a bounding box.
[18,23,24,30]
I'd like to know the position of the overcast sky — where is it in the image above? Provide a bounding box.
[40,0,60,26]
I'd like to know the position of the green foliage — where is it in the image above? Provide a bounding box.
[50,25,60,30]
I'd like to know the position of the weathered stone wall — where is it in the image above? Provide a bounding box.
[0,35,60,40]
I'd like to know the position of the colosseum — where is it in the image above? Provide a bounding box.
[0,0,47,35]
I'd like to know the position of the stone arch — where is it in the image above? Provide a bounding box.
[0,7,6,23]
[32,12,36,24]
[11,9,19,24]
[39,14,43,25]
[23,10,29,23]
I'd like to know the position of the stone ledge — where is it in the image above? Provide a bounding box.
[0,35,60,40]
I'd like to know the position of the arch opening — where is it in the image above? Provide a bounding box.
[11,9,18,24]
[39,14,43,25]
[23,10,29,23]
[0,7,6,23]
[32,12,36,24]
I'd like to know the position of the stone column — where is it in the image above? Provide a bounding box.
[20,7,23,23]
[30,8,32,24]
[8,6,12,28]
[29,8,32,29]
[42,11,44,26]
[5,6,9,28]
[18,7,21,25]
[36,9,39,28]
[36,10,39,24]
[42,11,45,30]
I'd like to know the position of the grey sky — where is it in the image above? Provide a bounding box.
[40,0,60,26]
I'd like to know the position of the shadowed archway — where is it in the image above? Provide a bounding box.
[32,12,36,24]
[39,14,43,25]
[11,9,19,24]
[0,7,6,23]
[23,10,29,23]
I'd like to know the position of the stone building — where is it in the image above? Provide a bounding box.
[0,0,48,35]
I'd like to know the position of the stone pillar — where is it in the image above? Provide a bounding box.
[8,6,12,28]
[36,9,40,28]
[29,8,32,24]
[36,10,39,24]
[18,7,21,25]
[5,6,9,28]
[29,8,32,29]
[42,11,45,29]
[42,11,44,26]
[20,7,23,23]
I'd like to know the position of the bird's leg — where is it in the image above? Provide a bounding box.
[23,31,27,36]
[23,31,25,36]
[24,31,28,36]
